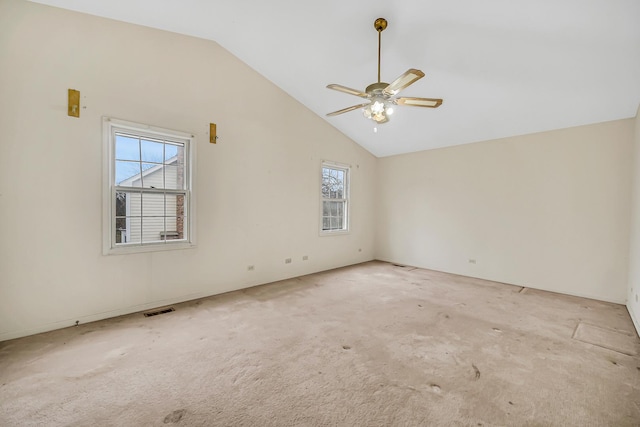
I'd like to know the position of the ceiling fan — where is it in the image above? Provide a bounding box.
[326,18,442,124]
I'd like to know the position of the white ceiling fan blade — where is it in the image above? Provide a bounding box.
[382,69,425,96]
[395,97,443,108]
[327,84,369,98]
[326,103,371,116]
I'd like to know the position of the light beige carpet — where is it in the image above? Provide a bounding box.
[1,261,639,426]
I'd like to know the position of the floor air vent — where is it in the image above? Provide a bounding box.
[143,307,175,317]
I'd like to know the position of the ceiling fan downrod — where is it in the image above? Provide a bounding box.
[374,18,387,84]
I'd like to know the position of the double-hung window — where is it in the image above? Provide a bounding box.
[103,118,195,254]
[321,161,350,234]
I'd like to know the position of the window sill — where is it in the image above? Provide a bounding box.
[320,229,350,237]
[103,241,196,256]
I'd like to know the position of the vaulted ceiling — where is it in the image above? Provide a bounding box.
[31,0,640,157]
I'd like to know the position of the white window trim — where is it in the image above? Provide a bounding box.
[102,117,197,255]
[320,160,350,236]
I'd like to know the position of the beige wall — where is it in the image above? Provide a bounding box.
[628,105,640,334]
[1,0,637,341]
[376,120,634,303]
[0,0,376,340]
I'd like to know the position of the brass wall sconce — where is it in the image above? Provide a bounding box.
[68,89,80,118]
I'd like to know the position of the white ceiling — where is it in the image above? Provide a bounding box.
[31,0,640,157]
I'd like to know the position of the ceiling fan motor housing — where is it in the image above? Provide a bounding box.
[365,82,388,94]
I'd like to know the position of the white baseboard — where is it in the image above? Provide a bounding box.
[0,289,221,342]
[375,258,627,304]
[0,259,374,342]
[628,304,640,339]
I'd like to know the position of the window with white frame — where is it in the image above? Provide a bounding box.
[321,162,349,233]
[103,118,195,254]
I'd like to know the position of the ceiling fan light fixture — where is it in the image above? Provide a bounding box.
[371,99,385,114]
[363,97,392,123]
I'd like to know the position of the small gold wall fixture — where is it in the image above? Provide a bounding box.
[68,89,80,118]
[210,123,217,143]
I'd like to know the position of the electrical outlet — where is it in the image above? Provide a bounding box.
[285,258,292,264]
[247,265,254,271]
[302,255,308,261]
[468,259,476,264]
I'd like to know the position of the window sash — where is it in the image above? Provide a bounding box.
[113,131,187,190]
[111,187,189,246]
[322,200,346,231]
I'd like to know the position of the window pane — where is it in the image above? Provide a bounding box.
[115,191,141,217]
[331,217,343,230]
[141,162,156,172]
[176,216,186,239]
[115,161,141,186]
[322,201,330,216]
[163,165,183,190]
[141,193,165,217]
[115,216,127,243]
[115,134,140,161]
[114,190,141,245]
[124,217,141,244]
[142,165,164,189]
[141,217,165,243]
[337,202,343,216]
[125,191,142,217]
[176,194,186,218]
[115,192,127,217]
[141,139,164,163]
[331,202,338,216]
[165,143,184,163]
[140,163,160,188]
[322,217,330,230]
[161,215,186,240]
[322,185,330,198]
[165,215,177,238]
[321,168,331,198]
[166,194,187,217]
